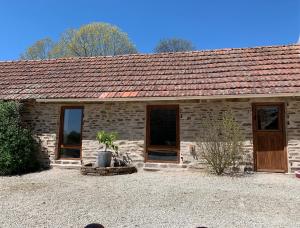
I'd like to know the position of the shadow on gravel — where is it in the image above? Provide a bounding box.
[85,223,104,228]
[0,166,52,177]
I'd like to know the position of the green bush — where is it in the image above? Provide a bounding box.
[0,101,40,175]
[196,110,245,175]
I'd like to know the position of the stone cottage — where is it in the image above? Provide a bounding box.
[0,44,299,173]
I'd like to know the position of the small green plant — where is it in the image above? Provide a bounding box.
[0,101,40,175]
[96,130,118,152]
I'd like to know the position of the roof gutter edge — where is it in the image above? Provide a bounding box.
[35,93,300,103]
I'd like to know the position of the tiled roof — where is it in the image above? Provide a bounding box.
[0,44,299,100]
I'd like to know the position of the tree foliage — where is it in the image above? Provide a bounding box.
[196,111,245,175]
[51,23,137,57]
[154,38,195,53]
[20,38,54,60]
[21,22,138,59]
[0,102,40,175]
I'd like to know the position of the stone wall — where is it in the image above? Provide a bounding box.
[179,99,253,166]
[22,102,61,167]
[82,100,253,167]
[81,102,145,164]
[22,97,300,172]
[286,99,300,172]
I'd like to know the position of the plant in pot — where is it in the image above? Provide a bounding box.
[96,130,118,167]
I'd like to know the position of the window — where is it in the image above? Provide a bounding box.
[58,107,83,159]
[146,105,179,162]
[256,106,279,130]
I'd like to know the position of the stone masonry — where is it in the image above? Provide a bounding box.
[286,98,300,172]
[22,97,300,172]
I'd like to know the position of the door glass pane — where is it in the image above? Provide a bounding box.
[257,107,279,130]
[149,109,177,146]
[63,109,83,145]
[60,148,81,159]
[148,151,177,161]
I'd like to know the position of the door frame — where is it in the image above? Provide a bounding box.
[252,102,288,172]
[57,106,84,160]
[145,105,180,163]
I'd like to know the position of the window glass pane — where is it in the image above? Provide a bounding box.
[63,109,82,145]
[60,148,80,159]
[150,109,177,146]
[148,151,177,161]
[257,107,279,130]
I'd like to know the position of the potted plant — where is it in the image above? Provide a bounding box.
[96,130,118,167]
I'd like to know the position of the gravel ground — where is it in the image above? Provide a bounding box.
[0,168,299,228]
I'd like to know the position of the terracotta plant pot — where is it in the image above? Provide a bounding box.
[96,151,112,167]
[295,170,300,179]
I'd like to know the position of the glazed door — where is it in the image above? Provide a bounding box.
[252,103,287,172]
[58,107,83,159]
[146,105,180,163]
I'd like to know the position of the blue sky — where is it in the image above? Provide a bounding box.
[0,0,299,60]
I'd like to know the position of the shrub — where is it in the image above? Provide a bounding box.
[96,130,118,152]
[0,101,40,175]
[196,110,244,175]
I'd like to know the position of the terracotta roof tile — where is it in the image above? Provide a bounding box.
[0,44,299,100]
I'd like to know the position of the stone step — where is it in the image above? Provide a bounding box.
[144,162,187,169]
[51,163,81,169]
[51,160,81,169]
[142,162,190,172]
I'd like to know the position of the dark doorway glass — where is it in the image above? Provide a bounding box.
[63,109,83,145]
[60,148,81,159]
[148,151,178,161]
[147,106,179,162]
[257,107,279,130]
[59,107,83,159]
[149,109,177,146]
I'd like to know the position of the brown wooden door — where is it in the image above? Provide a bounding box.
[252,103,287,172]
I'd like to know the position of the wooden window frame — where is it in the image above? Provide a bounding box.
[57,106,84,160]
[146,105,180,163]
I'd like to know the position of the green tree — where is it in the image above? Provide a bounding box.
[20,38,54,60]
[21,22,138,59]
[154,38,195,53]
[51,22,137,57]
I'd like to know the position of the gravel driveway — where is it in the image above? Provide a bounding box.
[0,168,299,228]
